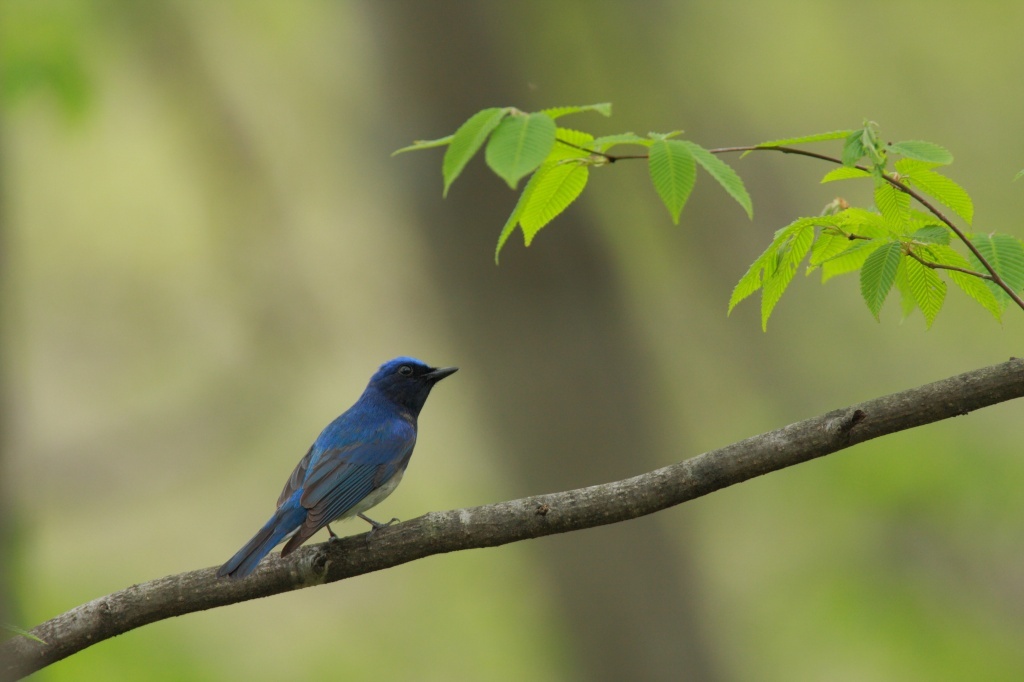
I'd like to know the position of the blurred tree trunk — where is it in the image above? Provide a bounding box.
[0,128,16,633]
[369,4,721,680]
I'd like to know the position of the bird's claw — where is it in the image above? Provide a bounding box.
[358,513,400,540]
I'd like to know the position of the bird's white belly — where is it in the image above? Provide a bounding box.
[341,468,405,521]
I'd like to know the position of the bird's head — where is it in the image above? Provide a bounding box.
[367,357,458,415]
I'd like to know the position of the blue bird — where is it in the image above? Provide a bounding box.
[218,357,457,579]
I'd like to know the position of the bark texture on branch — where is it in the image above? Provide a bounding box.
[3,358,1023,680]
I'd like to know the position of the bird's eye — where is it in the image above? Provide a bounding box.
[398,365,414,376]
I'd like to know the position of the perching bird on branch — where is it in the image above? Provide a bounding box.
[218,357,457,579]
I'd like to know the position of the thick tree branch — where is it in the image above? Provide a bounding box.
[3,358,1024,680]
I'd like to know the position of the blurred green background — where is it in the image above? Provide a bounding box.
[3,1,1023,680]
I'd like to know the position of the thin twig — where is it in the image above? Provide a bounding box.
[906,249,993,280]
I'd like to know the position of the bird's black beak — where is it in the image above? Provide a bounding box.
[424,366,458,382]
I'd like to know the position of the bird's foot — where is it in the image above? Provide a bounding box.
[326,524,340,543]
[358,513,400,539]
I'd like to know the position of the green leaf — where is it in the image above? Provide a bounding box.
[681,141,753,218]
[861,125,885,167]
[842,129,866,167]
[485,112,557,189]
[821,167,870,183]
[519,163,589,243]
[729,218,814,316]
[494,128,596,262]
[808,229,854,272]
[894,259,918,320]
[903,255,946,327]
[591,132,651,152]
[442,107,508,196]
[761,221,815,330]
[542,102,612,119]
[550,127,596,161]
[874,179,910,231]
[922,245,1002,319]
[1015,169,1024,181]
[911,226,951,245]
[835,207,889,239]
[2,624,45,644]
[970,234,1024,306]
[821,239,882,282]
[860,241,903,319]
[729,247,773,314]
[392,135,453,156]
[897,163,974,224]
[495,185,532,264]
[752,129,855,148]
[648,139,697,223]
[888,140,953,165]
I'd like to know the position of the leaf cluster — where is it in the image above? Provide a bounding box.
[733,123,1024,327]
[398,110,1024,328]
[395,104,751,262]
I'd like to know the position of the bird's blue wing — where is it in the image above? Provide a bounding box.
[299,431,415,528]
[276,444,314,509]
[276,416,416,551]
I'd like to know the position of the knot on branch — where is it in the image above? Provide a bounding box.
[824,408,866,443]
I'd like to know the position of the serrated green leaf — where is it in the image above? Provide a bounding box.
[895,159,943,174]
[900,166,974,224]
[519,163,589,243]
[911,226,951,245]
[729,218,814,317]
[649,139,697,223]
[929,243,1004,320]
[495,184,532,264]
[485,113,557,189]
[895,259,918,320]
[550,128,596,161]
[681,141,753,218]
[442,107,509,196]
[761,259,795,331]
[970,233,1024,306]
[874,179,910,231]
[392,135,454,156]
[729,248,773,314]
[861,125,885,167]
[591,132,651,152]
[860,241,903,319]
[821,166,871,183]
[760,221,814,330]
[888,140,953,165]
[808,230,854,272]
[542,103,612,119]
[907,209,947,233]
[842,130,866,167]
[752,129,855,149]
[821,239,882,282]
[647,130,684,141]
[835,207,889,239]
[903,255,946,327]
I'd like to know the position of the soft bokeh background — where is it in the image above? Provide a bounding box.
[3,1,1023,680]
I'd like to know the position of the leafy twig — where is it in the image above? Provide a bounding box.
[712,145,1024,313]
[905,249,993,280]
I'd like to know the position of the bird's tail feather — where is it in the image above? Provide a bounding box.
[217,504,307,579]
